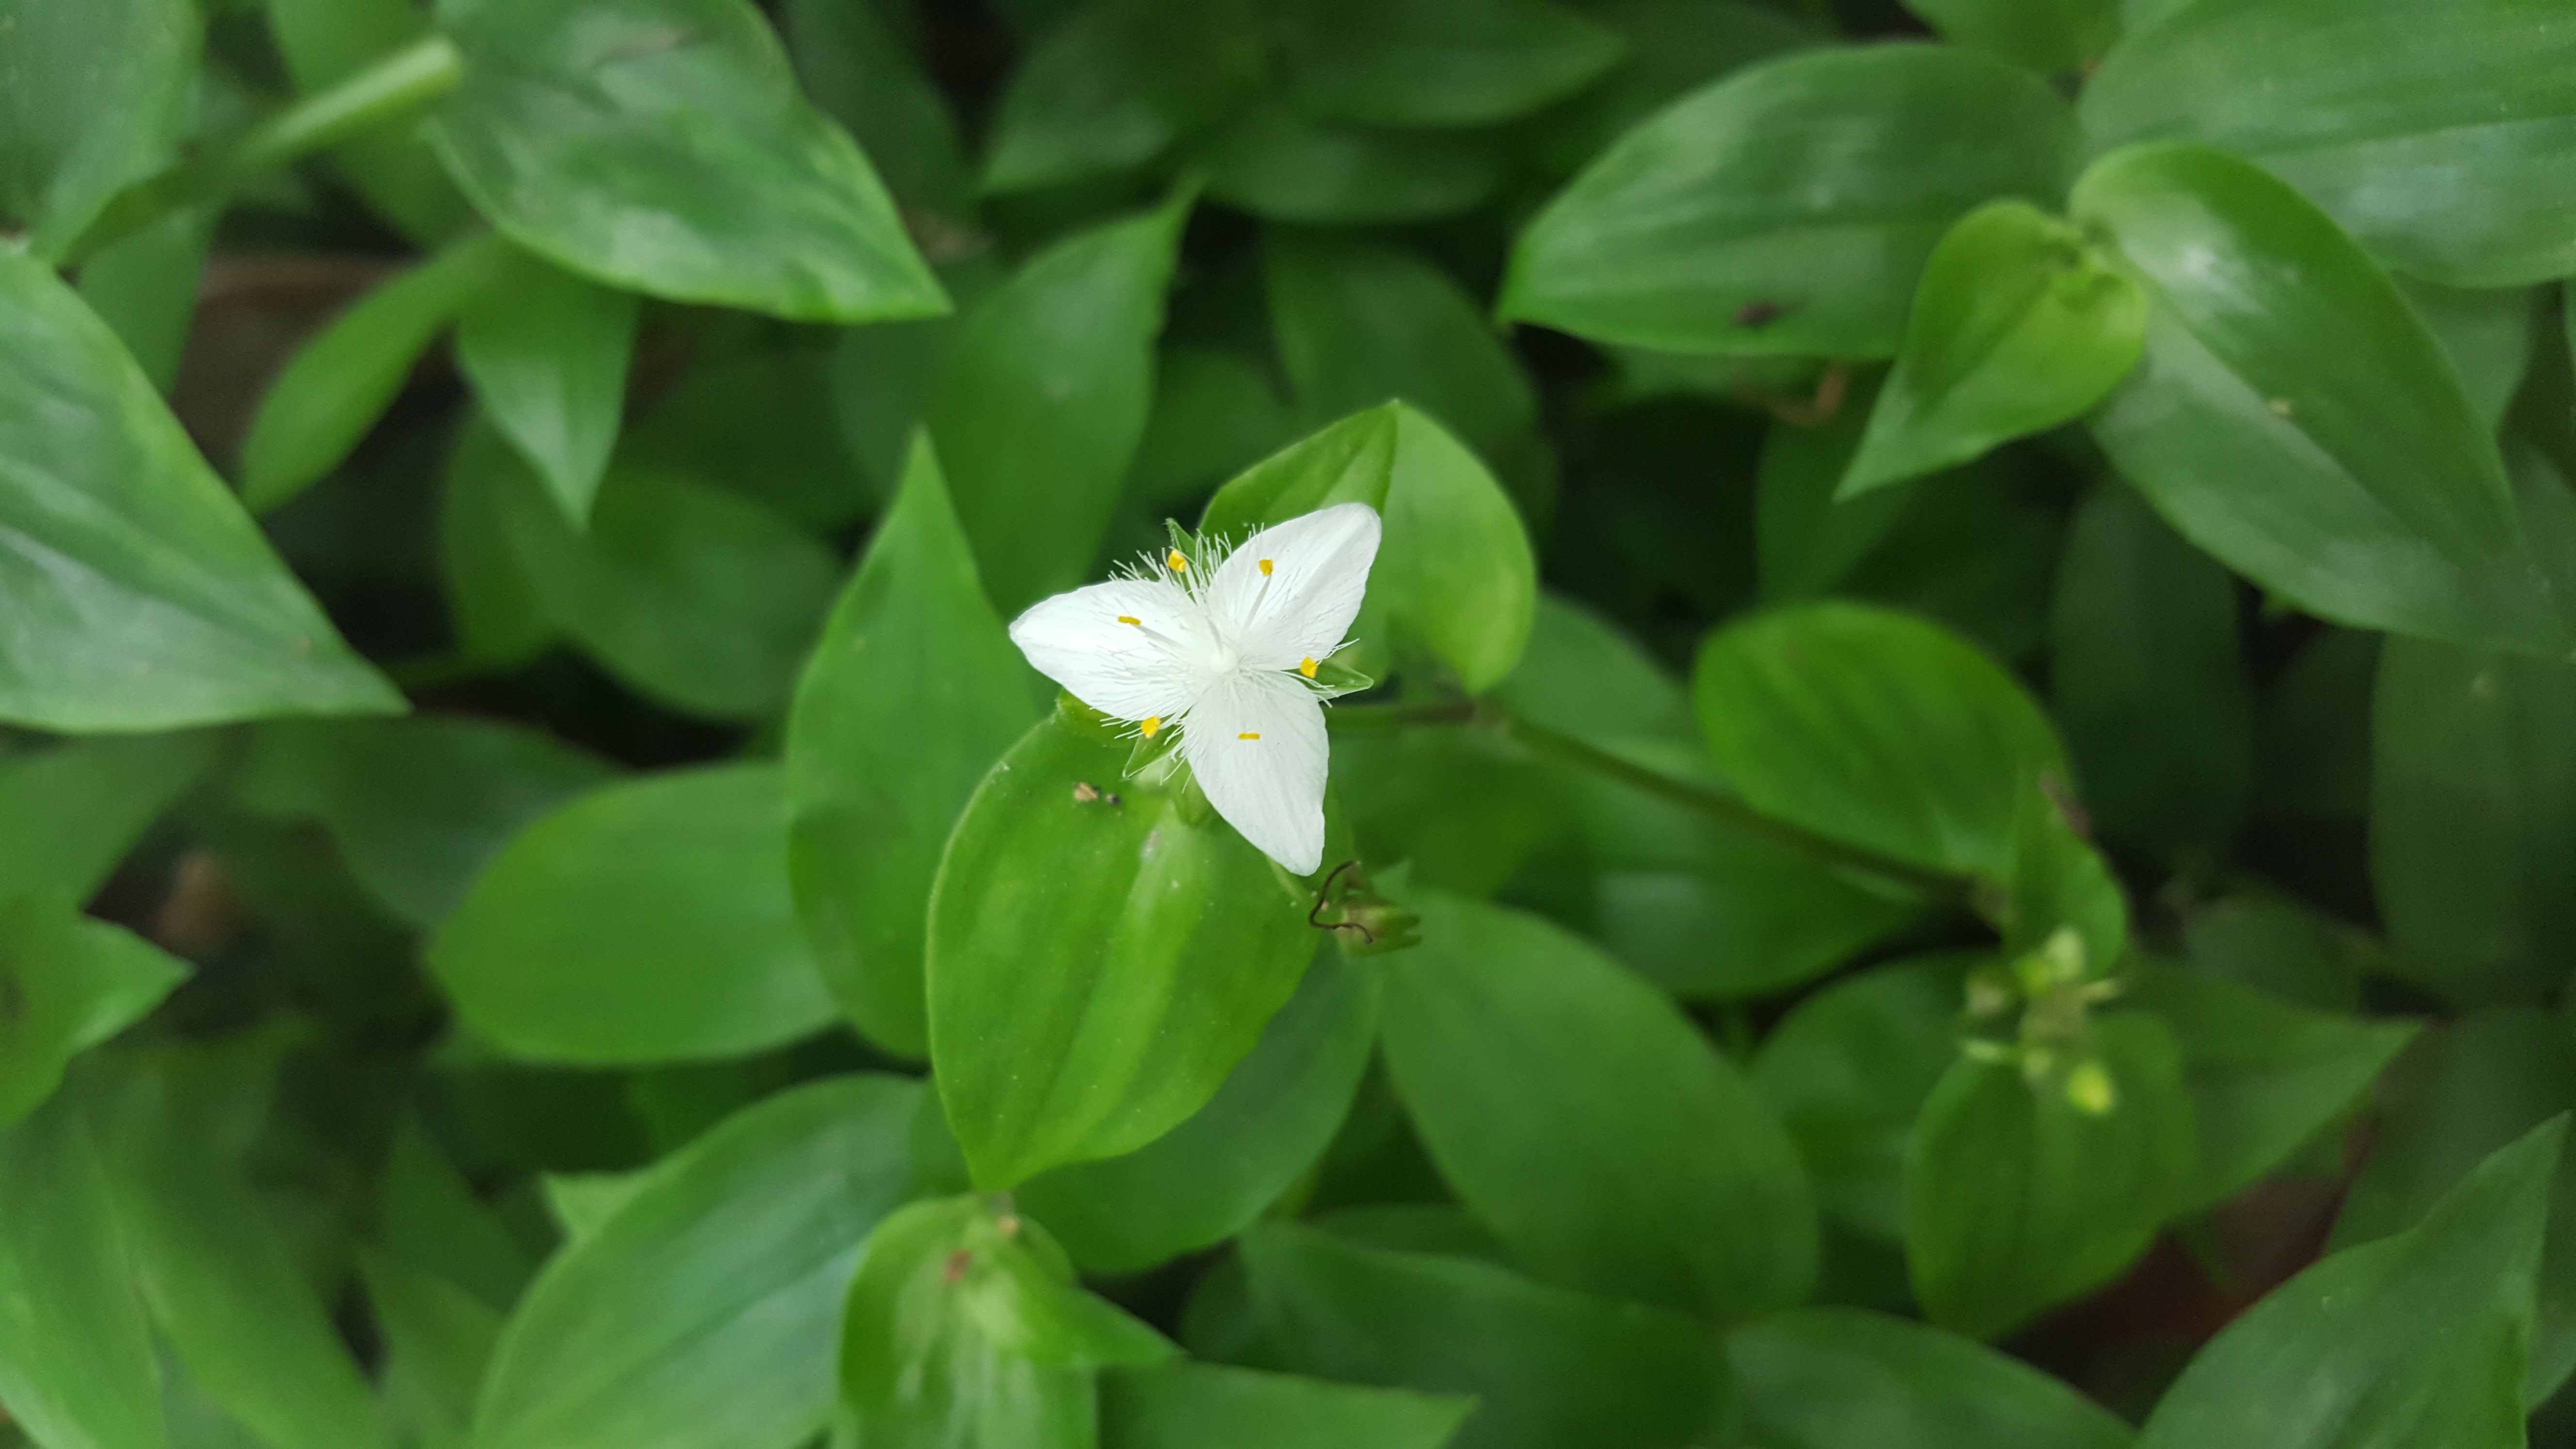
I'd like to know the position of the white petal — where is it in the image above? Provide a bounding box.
[1007,577,1212,723]
[1180,670,1328,874]
[1204,502,1382,673]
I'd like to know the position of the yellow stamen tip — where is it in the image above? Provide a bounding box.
[1238,732,1260,740]
[1299,657,1318,678]
[1166,550,1189,572]
[1140,716,1160,739]
[1116,615,1141,626]
[1259,559,1273,576]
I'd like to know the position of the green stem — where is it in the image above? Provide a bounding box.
[64,36,466,265]
[1329,697,1974,903]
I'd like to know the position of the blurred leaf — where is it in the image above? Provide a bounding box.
[489,457,841,720]
[1529,0,1819,178]
[928,709,1314,1189]
[1383,892,1816,1316]
[1754,374,1914,603]
[1240,1222,1728,1449]
[1904,1014,2197,1338]
[455,246,637,526]
[1334,726,1568,899]
[268,0,478,242]
[438,417,557,667]
[2181,893,2374,1014]
[2145,1118,2561,1449]
[2049,486,2253,857]
[0,899,188,1128]
[475,1076,925,1449]
[785,0,976,219]
[1498,593,1695,744]
[2001,782,2126,973]
[0,253,403,731]
[0,0,197,258]
[934,195,1187,614]
[1841,201,2144,498]
[359,1249,501,1449]
[376,1117,540,1312]
[1101,1360,1471,1449]
[1754,953,1980,1241]
[2075,143,2563,654]
[427,0,948,322]
[2084,0,2576,287]
[2370,637,2576,1006]
[429,764,839,1064]
[95,1060,389,1449]
[1501,46,2076,358]
[77,206,213,395]
[235,715,615,930]
[1730,1307,2135,1449]
[1901,0,2115,73]
[2129,962,2415,1212]
[1019,951,1379,1274]
[1373,407,1539,692]
[1196,103,1507,225]
[2399,277,2535,432]
[787,435,1041,1058]
[0,732,215,904]
[241,235,501,515]
[1129,347,1300,506]
[981,0,1262,193]
[2332,1011,2576,1404]
[2253,627,2377,824]
[1271,0,1623,129]
[0,1095,163,1449]
[1693,601,2067,880]
[540,1170,649,1244]
[624,343,874,531]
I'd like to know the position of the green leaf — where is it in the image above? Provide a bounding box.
[94,1061,389,1449]
[1753,952,1980,1241]
[428,764,839,1064]
[1527,0,1821,179]
[843,1196,1170,1449]
[360,1249,502,1449]
[77,206,213,396]
[2049,486,2254,857]
[376,1117,539,1312]
[1381,891,1817,1316]
[2083,0,2576,288]
[0,1095,164,1449]
[1374,407,1540,692]
[1018,951,1379,1274]
[2181,893,2373,1014]
[1841,201,2145,497]
[1904,1013,2197,1338]
[2399,276,2536,432]
[2331,1011,2576,1404]
[933,196,1187,615]
[426,0,948,322]
[1730,1307,2135,1449]
[1194,102,1506,225]
[1753,370,1914,602]
[439,418,556,667]
[1130,347,1302,506]
[0,898,189,1127]
[1239,1222,1729,1449]
[788,434,1041,1059]
[454,245,637,526]
[0,253,403,731]
[927,709,1314,1188]
[240,234,502,514]
[980,0,1262,193]
[475,1076,925,1449]
[0,733,215,904]
[1693,601,2068,880]
[2370,637,2576,1006]
[0,0,197,258]
[2073,142,2563,655]
[1500,45,2076,358]
[1100,1360,1473,1449]
[783,0,975,220]
[1270,0,1624,129]
[2144,1117,2562,1449]
[1198,406,1402,545]
[2001,780,2127,974]
[1900,0,2115,73]
[2253,627,2379,825]
[2127,963,2415,1213]
[483,451,842,721]
[267,0,478,243]
[624,341,876,531]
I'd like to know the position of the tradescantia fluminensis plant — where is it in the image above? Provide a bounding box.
[4,0,2576,1445]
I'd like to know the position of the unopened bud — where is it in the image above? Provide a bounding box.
[2065,1059,2117,1115]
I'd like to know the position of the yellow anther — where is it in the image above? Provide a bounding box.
[1116,615,1141,626]
[1166,550,1189,572]
[1238,732,1260,740]
[1259,558,1273,576]
[1141,716,1160,739]
[1299,657,1318,678]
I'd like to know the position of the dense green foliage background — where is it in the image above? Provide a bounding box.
[6,0,2576,1445]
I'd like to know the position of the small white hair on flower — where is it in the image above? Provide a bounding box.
[1007,502,1382,874]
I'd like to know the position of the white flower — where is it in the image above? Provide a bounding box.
[1007,502,1382,875]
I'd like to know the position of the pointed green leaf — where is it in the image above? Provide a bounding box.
[1197,405,1402,545]
[1100,1361,1472,1449]
[1194,102,1507,225]
[1731,1307,2135,1449]
[788,435,1042,1058]
[0,0,197,258]
[269,0,477,243]
[0,898,189,1127]
[1900,0,2115,73]
[1271,0,1624,129]
[0,733,216,904]
[0,1095,165,1449]
[980,0,1263,193]
[455,246,637,526]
